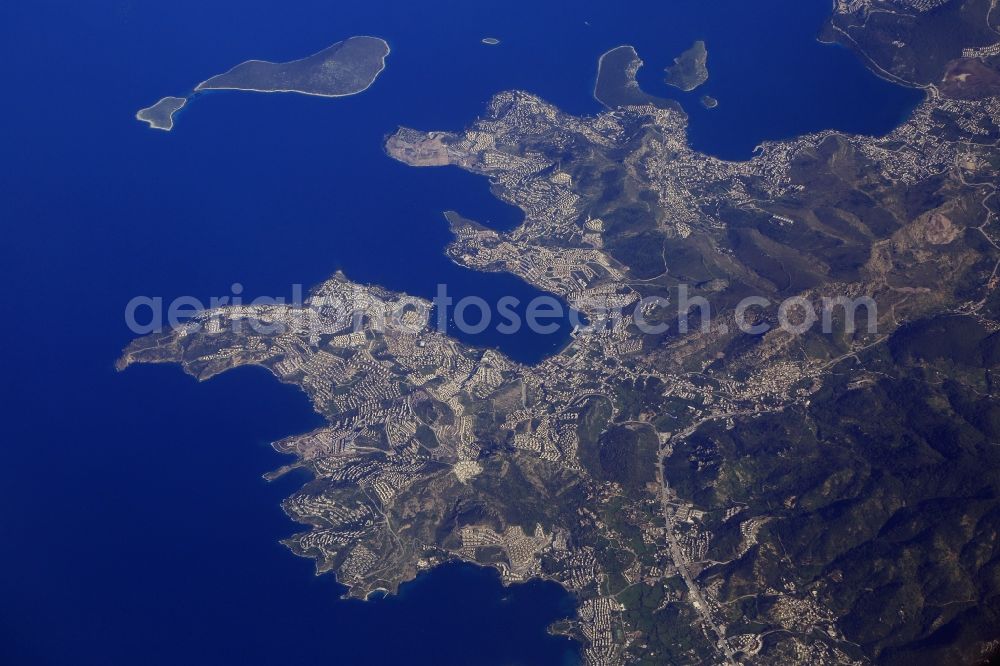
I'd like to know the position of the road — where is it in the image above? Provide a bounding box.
[656,457,738,664]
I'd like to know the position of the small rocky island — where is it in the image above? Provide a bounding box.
[135,96,187,131]
[700,94,718,109]
[136,35,389,131]
[664,40,709,91]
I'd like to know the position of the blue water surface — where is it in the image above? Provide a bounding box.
[0,0,921,664]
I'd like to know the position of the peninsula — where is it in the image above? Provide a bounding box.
[664,40,708,91]
[135,35,389,131]
[594,45,682,112]
[121,2,1000,663]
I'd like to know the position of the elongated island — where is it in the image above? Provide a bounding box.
[136,35,389,131]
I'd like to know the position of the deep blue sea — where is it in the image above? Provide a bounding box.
[0,0,921,664]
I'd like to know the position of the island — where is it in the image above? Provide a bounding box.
[135,35,389,131]
[195,35,389,97]
[699,94,718,109]
[664,40,709,91]
[481,37,501,46]
[135,96,187,131]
